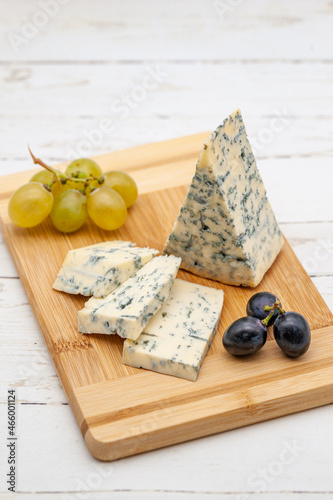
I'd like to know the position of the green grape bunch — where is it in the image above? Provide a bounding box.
[8,148,138,234]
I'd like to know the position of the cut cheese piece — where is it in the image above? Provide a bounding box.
[53,240,159,298]
[78,255,181,340]
[123,279,224,381]
[164,109,284,287]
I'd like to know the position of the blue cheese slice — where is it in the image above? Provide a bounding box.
[123,279,224,381]
[78,255,181,340]
[53,241,159,298]
[164,109,284,287]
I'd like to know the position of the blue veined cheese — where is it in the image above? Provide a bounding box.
[123,279,224,381]
[163,109,284,287]
[53,240,159,298]
[78,255,181,340]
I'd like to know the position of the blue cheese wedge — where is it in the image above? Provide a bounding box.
[123,279,224,381]
[164,109,284,287]
[53,241,159,298]
[78,255,181,340]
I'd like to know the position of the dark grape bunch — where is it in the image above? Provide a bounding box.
[8,149,138,233]
[223,292,311,359]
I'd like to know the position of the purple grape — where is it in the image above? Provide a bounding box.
[223,316,267,356]
[273,312,311,358]
[246,291,281,327]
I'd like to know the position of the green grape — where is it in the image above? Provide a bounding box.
[103,170,138,208]
[51,180,72,199]
[51,179,82,198]
[29,170,55,184]
[87,187,127,231]
[50,189,87,233]
[65,158,102,179]
[8,182,53,228]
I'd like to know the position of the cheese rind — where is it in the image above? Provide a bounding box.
[163,109,284,287]
[78,255,181,340]
[53,241,159,298]
[123,279,224,381]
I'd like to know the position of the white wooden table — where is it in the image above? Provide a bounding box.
[1,0,333,498]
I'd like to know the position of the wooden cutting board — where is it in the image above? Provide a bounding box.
[1,133,333,461]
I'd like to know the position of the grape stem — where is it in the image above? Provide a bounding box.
[263,299,285,316]
[28,146,104,187]
[261,307,276,327]
[261,299,285,326]
[28,146,60,175]
[260,299,285,327]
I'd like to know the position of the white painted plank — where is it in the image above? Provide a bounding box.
[282,223,333,277]
[0,494,332,500]
[287,237,333,277]
[312,276,333,312]
[1,62,332,121]
[0,277,67,404]
[0,62,332,182]
[0,403,332,494]
[259,158,333,224]
[0,232,17,278]
[0,111,332,163]
[1,0,332,61]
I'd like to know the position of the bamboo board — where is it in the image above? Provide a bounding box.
[1,133,333,461]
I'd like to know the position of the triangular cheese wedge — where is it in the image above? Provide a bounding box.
[164,109,284,287]
[53,241,159,297]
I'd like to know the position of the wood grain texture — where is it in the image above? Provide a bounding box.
[0,134,333,461]
[75,328,333,461]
